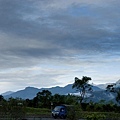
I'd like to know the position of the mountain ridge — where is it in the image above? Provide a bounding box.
[2,80,120,104]
[3,84,102,99]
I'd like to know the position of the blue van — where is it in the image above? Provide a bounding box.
[52,105,67,119]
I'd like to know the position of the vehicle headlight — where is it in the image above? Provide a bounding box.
[56,112,59,114]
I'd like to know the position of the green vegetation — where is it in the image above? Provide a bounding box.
[72,76,92,104]
[86,113,106,120]
[0,94,120,119]
[106,83,120,104]
[0,76,120,119]
[76,112,120,120]
[25,107,51,116]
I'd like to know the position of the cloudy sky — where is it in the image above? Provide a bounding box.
[0,0,120,93]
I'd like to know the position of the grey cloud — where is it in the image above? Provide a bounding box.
[0,0,120,93]
[0,64,68,92]
[0,0,119,55]
[9,47,63,58]
[0,0,120,67]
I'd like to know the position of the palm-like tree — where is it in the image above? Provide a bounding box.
[72,76,92,104]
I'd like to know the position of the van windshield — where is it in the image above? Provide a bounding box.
[54,106,64,111]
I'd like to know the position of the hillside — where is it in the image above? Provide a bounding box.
[3,84,102,99]
[3,80,120,104]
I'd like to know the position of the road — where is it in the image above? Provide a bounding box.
[23,117,65,120]
[23,117,85,120]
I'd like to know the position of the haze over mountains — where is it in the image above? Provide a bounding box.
[2,84,102,99]
[2,80,120,104]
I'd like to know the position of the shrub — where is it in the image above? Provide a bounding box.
[86,113,106,120]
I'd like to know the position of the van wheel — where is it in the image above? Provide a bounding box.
[53,115,57,119]
[60,115,66,119]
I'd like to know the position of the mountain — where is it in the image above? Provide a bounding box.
[3,84,102,99]
[96,84,108,90]
[116,79,120,84]
[86,90,117,103]
[4,87,40,99]
[3,80,120,104]
[115,79,120,88]
[4,84,76,99]
[91,85,103,91]
[96,80,120,90]
[86,80,120,104]
[40,84,76,95]
[2,91,14,96]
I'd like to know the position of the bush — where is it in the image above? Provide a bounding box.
[86,113,106,120]
[67,107,76,120]
[10,106,26,119]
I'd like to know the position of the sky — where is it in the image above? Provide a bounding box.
[0,0,120,94]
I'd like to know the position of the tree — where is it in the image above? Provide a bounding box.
[106,84,115,92]
[115,88,120,104]
[72,76,92,104]
[36,90,52,108]
[106,83,120,104]
[52,94,65,105]
[0,95,4,101]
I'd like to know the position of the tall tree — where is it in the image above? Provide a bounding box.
[36,90,52,108]
[72,76,92,104]
[106,83,120,104]
[52,94,65,105]
[0,95,4,101]
[106,84,115,92]
[116,89,120,104]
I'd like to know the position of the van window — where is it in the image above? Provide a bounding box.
[60,108,65,112]
[54,106,61,111]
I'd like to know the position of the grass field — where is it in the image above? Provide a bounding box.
[0,106,120,119]
[25,107,51,118]
[25,107,120,120]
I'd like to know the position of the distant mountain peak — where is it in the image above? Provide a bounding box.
[25,86,38,90]
[2,81,120,104]
[116,79,120,84]
[2,91,14,96]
